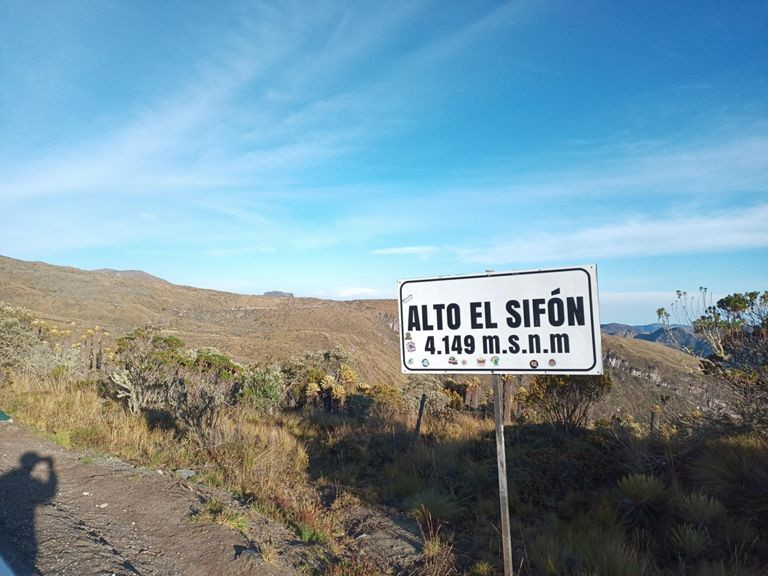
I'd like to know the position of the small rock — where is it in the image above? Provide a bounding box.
[175,468,197,480]
[82,492,90,496]
[157,470,164,475]
[98,503,108,509]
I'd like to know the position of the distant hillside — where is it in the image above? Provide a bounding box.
[636,326,712,357]
[1,255,724,419]
[0,255,401,386]
[599,335,726,423]
[601,323,643,338]
[601,323,664,337]
[602,322,710,356]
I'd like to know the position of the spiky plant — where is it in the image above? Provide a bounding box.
[405,489,460,524]
[670,523,709,559]
[618,473,668,528]
[677,492,725,525]
[690,435,768,521]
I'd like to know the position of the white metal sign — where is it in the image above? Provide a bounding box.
[398,265,602,374]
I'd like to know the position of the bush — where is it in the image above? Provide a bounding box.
[280,346,360,411]
[0,302,87,379]
[503,425,628,510]
[0,301,40,371]
[405,489,460,524]
[530,520,655,576]
[517,373,611,431]
[670,523,709,559]
[107,327,183,415]
[171,355,241,444]
[240,364,286,414]
[660,289,768,434]
[107,328,244,443]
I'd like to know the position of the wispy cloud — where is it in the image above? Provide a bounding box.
[200,246,277,257]
[0,0,555,205]
[458,203,768,265]
[0,2,454,202]
[441,130,768,204]
[372,246,437,255]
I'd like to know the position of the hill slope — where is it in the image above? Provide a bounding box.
[1,255,722,418]
[0,255,401,386]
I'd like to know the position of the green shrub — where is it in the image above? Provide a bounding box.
[240,364,286,414]
[108,329,244,443]
[280,346,358,410]
[516,374,611,432]
[0,301,40,370]
[107,327,183,415]
[386,464,422,500]
[292,521,325,543]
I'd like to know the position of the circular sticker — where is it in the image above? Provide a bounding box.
[529,360,539,369]
[422,359,430,367]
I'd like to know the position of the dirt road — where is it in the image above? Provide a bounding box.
[0,422,298,576]
[0,422,423,576]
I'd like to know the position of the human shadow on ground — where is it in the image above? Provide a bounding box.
[0,452,57,576]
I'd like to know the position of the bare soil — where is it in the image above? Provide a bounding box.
[0,422,302,575]
[0,422,423,576]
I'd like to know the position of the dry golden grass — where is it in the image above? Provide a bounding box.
[207,408,309,497]
[422,411,493,441]
[2,373,175,464]
[1,372,328,538]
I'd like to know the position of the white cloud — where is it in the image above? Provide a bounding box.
[458,203,768,265]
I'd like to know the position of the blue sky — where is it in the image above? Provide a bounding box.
[1,1,766,324]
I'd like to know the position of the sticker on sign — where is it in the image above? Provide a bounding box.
[398,265,602,374]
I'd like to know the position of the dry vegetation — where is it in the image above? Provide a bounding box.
[2,259,767,575]
[0,254,402,386]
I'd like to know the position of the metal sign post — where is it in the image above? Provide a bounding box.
[492,373,513,576]
[397,266,603,576]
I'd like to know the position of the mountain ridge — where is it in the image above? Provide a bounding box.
[1,254,722,420]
